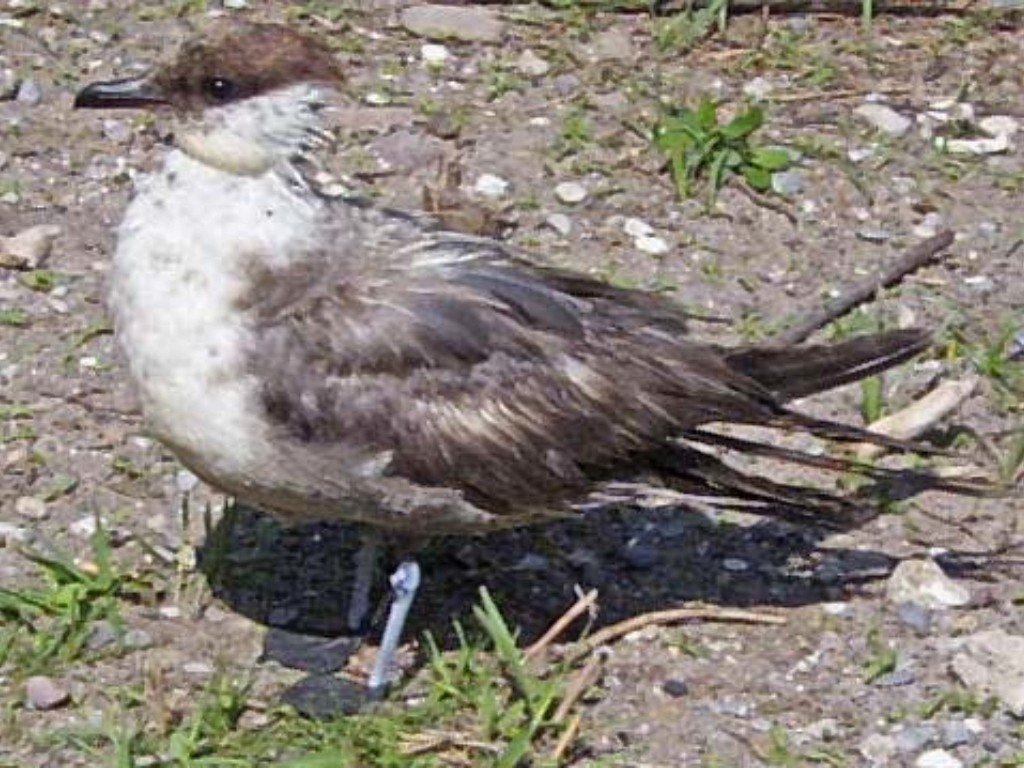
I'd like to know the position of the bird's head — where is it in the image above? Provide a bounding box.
[75,22,345,176]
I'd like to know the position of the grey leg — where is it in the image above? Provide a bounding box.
[367,560,421,693]
[347,531,380,632]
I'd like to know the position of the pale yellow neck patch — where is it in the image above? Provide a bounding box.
[176,129,275,177]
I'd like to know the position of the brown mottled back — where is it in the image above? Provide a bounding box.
[153,21,344,112]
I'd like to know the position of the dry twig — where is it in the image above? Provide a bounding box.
[550,712,584,763]
[566,605,784,664]
[524,588,599,663]
[731,179,798,225]
[854,375,980,460]
[774,229,955,345]
[553,651,606,724]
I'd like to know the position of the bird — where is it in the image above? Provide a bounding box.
[74,21,980,692]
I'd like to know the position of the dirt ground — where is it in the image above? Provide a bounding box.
[1,1,1023,766]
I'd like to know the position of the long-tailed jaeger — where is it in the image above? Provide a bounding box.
[75,21,980,692]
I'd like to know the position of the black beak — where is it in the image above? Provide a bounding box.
[74,75,168,109]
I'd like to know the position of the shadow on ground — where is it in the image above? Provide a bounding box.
[198,500,900,645]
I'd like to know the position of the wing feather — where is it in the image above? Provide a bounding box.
[244,237,781,513]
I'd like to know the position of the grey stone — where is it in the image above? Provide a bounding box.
[0,521,30,545]
[893,724,937,753]
[621,539,660,570]
[102,119,132,144]
[623,217,655,238]
[897,601,933,635]
[15,77,41,105]
[281,674,366,718]
[554,181,587,204]
[913,211,945,239]
[721,558,749,572]
[400,5,503,43]
[86,620,120,650]
[859,732,898,764]
[262,628,359,674]
[941,720,972,748]
[553,74,580,97]
[710,697,752,718]
[886,559,970,609]
[951,629,1024,716]
[874,667,917,688]
[545,213,572,237]
[589,27,634,62]
[662,678,690,697]
[742,76,775,101]
[915,749,963,768]
[856,227,892,243]
[0,224,61,270]
[122,628,154,649]
[14,495,47,520]
[420,43,450,67]
[0,69,18,100]
[801,718,840,741]
[854,103,912,137]
[978,115,1019,138]
[472,173,510,200]
[515,49,549,78]
[25,676,70,710]
[771,170,805,196]
[635,235,669,256]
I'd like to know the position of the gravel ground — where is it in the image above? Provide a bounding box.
[2,2,1023,766]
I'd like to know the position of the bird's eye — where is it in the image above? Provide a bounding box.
[202,77,239,102]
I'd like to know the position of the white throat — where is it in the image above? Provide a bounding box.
[175,129,275,176]
[174,82,332,177]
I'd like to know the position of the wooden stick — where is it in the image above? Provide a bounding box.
[552,652,605,724]
[773,229,955,345]
[550,712,584,763]
[566,605,784,664]
[524,589,599,663]
[853,375,980,460]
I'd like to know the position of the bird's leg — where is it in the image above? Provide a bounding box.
[367,559,421,695]
[347,530,381,632]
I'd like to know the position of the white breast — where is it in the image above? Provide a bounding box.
[111,150,320,481]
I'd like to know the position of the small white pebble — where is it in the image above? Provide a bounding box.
[978,115,1019,138]
[25,676,70,710]
[722,558,750,572]
[554,181,587,204]
[420,43,450,67]
[69,516,99,539]
[545,213,572,236]
[473,173,510,199]
[0,521,30,545]
[915,749,963,768]
[623,217,655,238]
[14,496,47,520]
[364,91,390,106]
[822,602,851,616]
[635,235,669,256]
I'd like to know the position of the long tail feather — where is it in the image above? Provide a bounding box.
[653,446,874,530]
[726,329,932,401]
[681,428,996,497]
